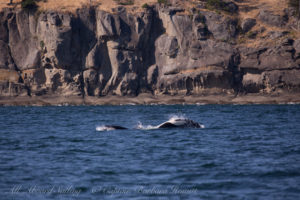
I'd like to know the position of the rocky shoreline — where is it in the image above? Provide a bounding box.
[1,93,300,106]
[1,0,300,105]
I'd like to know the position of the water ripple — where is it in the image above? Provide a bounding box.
[0,105,299,199]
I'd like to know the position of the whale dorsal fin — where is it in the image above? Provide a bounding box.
[157,122,177,128]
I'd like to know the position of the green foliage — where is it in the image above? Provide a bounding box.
[206,0,225,10]
[21,0,37,11]
[142,3,149,9]
[205,0,231,13]
[287,30,298,39]
[114,0,134,6]
[40,40,45,49]
[246,31,257,39]
[237,37,246,44]
[157,0,167,5]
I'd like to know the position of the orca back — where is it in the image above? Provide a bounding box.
[157,122,178,128]
[106,125,127,130]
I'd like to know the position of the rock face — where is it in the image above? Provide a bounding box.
[239,38,300,93]
[258,9,288,28]
[241,18,256,33]
[0,3,300,99]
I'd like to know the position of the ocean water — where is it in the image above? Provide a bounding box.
[0,105,300,200]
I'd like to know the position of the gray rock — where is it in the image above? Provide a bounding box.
[223,0,239,13]
[0,5,299,98]
[37,11,79,70]
[194,23,208,40]
[267,31,288,40]
[0,82,28,97]
[294,39,300,58]
[7,10,41,70]
[156,35,179,58]
[189,41,202,60]
[259,46,295,71]
[242,73,264,93]
[201,11,237,41]
[0,41,15,69]
[241,18,256,33]
[0,9,11,42]
[116,72,139,96]
[83,69,98,96]
[96,11,119,38]
[240,42,297,71]
[258,9,288,27]
[147,65,158,88]
[239,47,263,70]
[263,70,300,90]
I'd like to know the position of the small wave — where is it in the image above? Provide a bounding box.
[119,103,136,105]
[56,103,70,106]
[287,102,300,105]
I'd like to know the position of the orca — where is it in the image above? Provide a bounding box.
[97,117,203,131]
[156,118,202,129]
[105,125,128,130]
[96,125,127,131]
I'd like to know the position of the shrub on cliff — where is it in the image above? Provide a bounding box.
[206,0,225,9]
[114,0,134,5]
[205,0,237,14]
[142,3,149,9]
[157,0,167,5]
[21,0,38,11]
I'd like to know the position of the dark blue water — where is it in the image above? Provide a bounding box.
[0,105,300,199]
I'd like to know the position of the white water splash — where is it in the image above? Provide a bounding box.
[96,125,115,132]
[135,121,157,130]
[170,115,204,128]
[168,114,187,121]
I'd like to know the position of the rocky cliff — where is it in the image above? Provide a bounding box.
[0,0,300,104]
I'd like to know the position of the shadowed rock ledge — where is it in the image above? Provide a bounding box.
[0,1,300,105]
